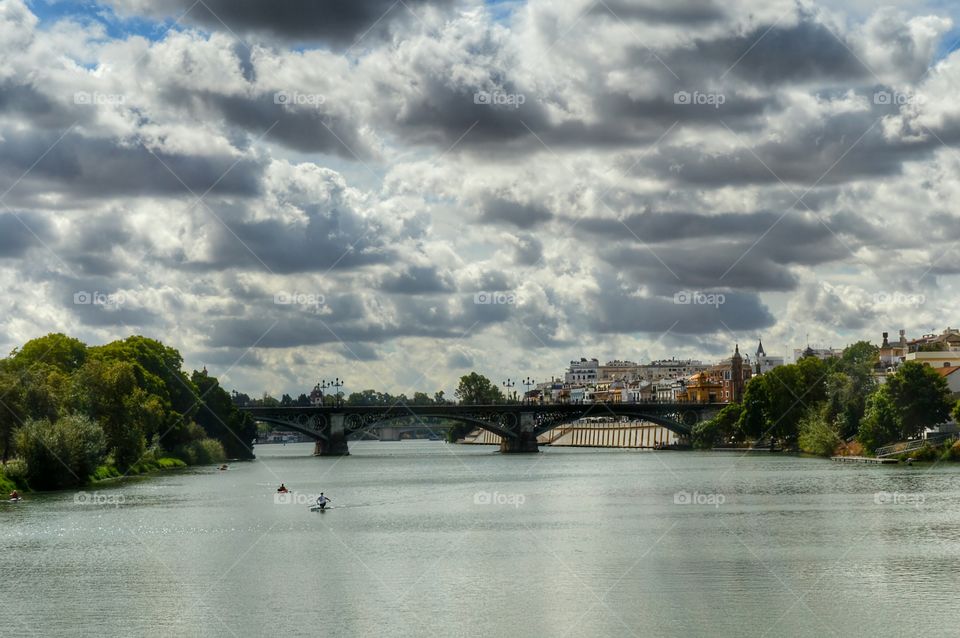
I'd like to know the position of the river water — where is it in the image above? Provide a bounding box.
[2,441,960,637]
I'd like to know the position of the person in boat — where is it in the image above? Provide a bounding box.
[9,490,20,500]
[219,464,228,471]
[277,483,288,493]
[316,493,331,510]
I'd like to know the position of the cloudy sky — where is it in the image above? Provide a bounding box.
[2,0,960,397]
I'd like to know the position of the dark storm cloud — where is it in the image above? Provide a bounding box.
[642,109,937,187]
[194,348,264,368]
[200,205,399,273]
[590,0,724,24]
[393,81,552,149]
[665,18,870,85]
[586,285,776,336]
[160,90,373,158]
[340,342,379,361]
[0,130,263,202]
[57,214,140,277]
[479,197,552,228]
[205,289,521,349]
[577,209,839,248]
[598,244,799,293]
[0,82,82,130]
[110,0,458,46]
[70,302,161,327]
[378,265,455,295]
[0,212,53,258]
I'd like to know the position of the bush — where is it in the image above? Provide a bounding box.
[15,415,106,490]
[173,438,226,465]
[90,465,121,481]
[908,443,940,462]
[0,471,17,494]
[833,439,864,457]
[1,459,29,490]
[798,412,842,457]
[940,439,960,461]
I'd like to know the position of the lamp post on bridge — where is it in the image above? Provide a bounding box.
[523,377,535,404]
[321,378,344,407]
[502,379,515,404]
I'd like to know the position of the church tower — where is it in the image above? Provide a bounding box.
[755,339,765,375]
[731,344,744,402]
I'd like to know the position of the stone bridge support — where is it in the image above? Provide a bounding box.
[499,412,540,453]
[313,413,350,456]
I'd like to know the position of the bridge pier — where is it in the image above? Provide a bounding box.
[314,414,350,456]
[499,412,539,453]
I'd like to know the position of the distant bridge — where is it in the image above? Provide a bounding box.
[240,402,723,455]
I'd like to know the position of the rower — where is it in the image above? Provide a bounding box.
[316,493,332,510]
[277,483,288,493]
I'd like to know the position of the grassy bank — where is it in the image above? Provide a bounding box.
[90,456,187,482]
[1,471,18,494]
[893,439,960,463]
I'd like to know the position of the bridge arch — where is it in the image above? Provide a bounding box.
[346,413,518,440]
[251,415,329,442]
[532,409,693,438]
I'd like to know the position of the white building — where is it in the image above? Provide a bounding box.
[904,351,960,368]
[637,359,708,382]
[565,358,599,384]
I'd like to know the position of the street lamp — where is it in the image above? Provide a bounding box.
[322,378,344,407]
[523,377,535,404]
[502,379,515,404]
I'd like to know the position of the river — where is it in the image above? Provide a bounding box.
[2,441,960,637]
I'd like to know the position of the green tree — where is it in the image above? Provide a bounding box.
[840,341,879,371]
[798,407,841,457]
[411,392,434,405]
[8,333,87,374]
[15,415,106,490]
[191,370,257,460]
[0,371,25,462]
[70,359,145,470]
[737,376,769,440]
[454,372,505,404]
[885,361,953,439]
[857,386,901,453]
[693,402,743,449]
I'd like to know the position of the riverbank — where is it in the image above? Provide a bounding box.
[3,453,196,495]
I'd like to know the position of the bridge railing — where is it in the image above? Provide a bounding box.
[876,432,955,458]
